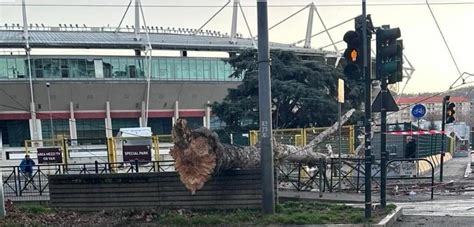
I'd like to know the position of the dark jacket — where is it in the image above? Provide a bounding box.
[405,140,417,159]
[20,159,35,173]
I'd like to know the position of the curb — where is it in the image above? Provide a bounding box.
[373,207,403,227]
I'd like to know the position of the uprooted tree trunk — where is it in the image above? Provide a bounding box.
[170,109,355,193]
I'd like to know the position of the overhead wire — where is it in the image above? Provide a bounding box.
[1,2,474,7]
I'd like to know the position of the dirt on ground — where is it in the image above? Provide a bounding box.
[0,201,160,226]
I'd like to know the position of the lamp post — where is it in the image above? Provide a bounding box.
[46,82,54,140]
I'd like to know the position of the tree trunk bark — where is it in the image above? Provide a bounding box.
[170,109,355,193]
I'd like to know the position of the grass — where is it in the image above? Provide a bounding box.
[156,201,396,225]
[17,204,52,214]
[3,202,396,225]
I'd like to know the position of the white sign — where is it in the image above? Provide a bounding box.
[400,162,417,176]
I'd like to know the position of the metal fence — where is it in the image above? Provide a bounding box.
[250,126,355,154]
[1,160,174,201]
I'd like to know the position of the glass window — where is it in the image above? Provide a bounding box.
[159,58,168,79]
[0,58,8,78]
[69,59,79,78]
[102,58,112,78]
[61,59,69,78]
[182,58,190,80]
[34,59,43,78]
[42,59,52,78]
[175,58,183,80]
[6,58,16,78]
[166,58,175,79]
[112,118,140,136]
[151,59,159,79]
[76,119,106,139]
[41,120,70,140]
[188,58,197,80]
[0,120,31,147]
[16,58,26,78]
[77,59,86,78]
[111,58,123,78]
[182,117,203,129]
[202,59,210,81]
[148,118,172,135]
[50,59,61,78]
[217,60,225,80]
[86,59,95,77]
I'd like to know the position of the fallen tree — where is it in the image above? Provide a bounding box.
[170,109,355,193]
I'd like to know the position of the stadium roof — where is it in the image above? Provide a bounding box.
[0,27,332,56]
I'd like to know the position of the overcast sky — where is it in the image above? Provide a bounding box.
[1,0,473,94]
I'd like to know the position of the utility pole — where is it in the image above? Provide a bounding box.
[440,95,449,182]
[257,0,275,214]
[362,0,372,219]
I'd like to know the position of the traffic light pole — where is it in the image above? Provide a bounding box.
[440,96,447,182]
[257,0,275,214]
[362,0,372,219]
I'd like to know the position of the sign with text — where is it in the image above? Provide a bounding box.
[37,147,63,164]
[123,145,152,162]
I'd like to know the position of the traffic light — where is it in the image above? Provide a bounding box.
[343,30,363,80]
[376,26,403,84]
[446,102,456,124]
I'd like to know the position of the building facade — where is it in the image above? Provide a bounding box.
[388,96,473,124]
[0,24,330,149]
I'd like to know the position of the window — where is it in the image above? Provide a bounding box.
[42,120,70,140]
[148,118,172,135]
[182,117,203,129]
[76,119,106,139]
[34,59,43,78]
[0,58,8,78]
[0,120,30,147]
[61,59,69,78]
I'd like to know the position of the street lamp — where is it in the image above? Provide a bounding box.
[46,82,54,140]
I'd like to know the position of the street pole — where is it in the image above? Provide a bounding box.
[46,83,54,140]
[440,96,448,182]
[257,0,275,214]
[338,102,342,191]
[362,0,372,219]
[380,68,387,208]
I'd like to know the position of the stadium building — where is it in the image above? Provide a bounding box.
[0,1,333,160]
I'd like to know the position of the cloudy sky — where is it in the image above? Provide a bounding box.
[1,0,473,94]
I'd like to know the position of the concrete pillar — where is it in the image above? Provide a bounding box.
[205,101,211,129]
[172,100,179,125]
[140,101,146,127]
[69,102,77,141]
[105,101,113,138]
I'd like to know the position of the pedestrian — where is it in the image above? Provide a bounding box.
[405,137,417,159]
[19,154,36,188]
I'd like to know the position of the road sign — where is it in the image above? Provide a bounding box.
[372,90,399,112]
[37,147,63,164]
[411,104,426,119]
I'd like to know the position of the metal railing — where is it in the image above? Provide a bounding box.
[1,160,174,200]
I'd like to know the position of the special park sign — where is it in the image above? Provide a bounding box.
[123,145,152,162]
